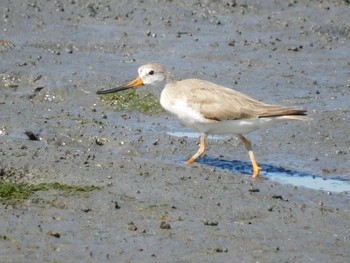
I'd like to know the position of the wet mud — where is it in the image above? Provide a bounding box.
[1,0,350,262]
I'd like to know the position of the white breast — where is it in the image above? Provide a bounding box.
[160,90,207,128]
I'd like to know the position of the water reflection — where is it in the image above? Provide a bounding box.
[196,156,350,193]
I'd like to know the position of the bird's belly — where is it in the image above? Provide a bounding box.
[192,118,280,135]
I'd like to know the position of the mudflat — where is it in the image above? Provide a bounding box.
[1,1,349,262]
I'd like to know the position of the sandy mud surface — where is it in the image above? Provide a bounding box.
[1,0,350,262]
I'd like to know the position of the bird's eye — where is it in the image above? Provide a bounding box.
[149,70,155,75]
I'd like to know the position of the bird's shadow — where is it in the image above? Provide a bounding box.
[195,156,349,183]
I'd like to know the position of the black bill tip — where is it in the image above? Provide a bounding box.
[96,87,127,95]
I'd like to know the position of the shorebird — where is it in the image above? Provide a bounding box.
[97,63,309,178]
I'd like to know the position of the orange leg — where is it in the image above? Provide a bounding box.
[239,134,262,178]
[186,133,207,165]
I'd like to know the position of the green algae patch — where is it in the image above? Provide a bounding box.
[0,180,101,206]
[0,234,17,243]
[99,89,162,113]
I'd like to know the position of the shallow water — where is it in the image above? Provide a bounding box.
[168,132,350,193]
[197,156,350,193]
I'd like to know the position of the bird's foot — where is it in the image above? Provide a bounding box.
[185,158,195,165]
[252,166,262,179]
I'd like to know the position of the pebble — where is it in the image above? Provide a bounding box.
[203,220,218,226]
[127,221,137,231]
[47,231,61,238]
[160,221,171,229]
[114,201,121,209]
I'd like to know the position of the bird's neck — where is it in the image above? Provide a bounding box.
[165,71,175,84]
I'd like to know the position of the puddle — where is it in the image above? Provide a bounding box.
[196,157,350,193]
[168,131,350,192]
